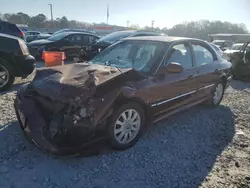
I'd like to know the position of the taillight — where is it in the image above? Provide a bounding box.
[18,39,29,56]
[20,31,25,38]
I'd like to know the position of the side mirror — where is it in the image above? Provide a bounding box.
[165,62,184,73]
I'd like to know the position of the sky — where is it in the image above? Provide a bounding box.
[0,0,250,30]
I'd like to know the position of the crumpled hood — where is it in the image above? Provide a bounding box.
[25,63,132,103]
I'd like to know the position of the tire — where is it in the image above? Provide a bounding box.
[0,59,15,92]
[108,102,145,150]
[206,82,225,107]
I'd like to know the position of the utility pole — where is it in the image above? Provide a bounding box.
[151,20,155,31]
[127,20,130,28]
[48,4,54,27]
[107,4,109,25]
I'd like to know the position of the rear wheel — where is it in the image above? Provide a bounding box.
[0,59,15,92]
[108,102,145,150]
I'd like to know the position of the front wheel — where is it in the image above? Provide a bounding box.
[108,102,145,150]
[207,82,225,107]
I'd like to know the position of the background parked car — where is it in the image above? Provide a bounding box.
[25,31,41,42]
[52,28,97,36]
[0,33,35,91]
[27,31,100,59]
[212,40,234,51]
[80,30,164,61]
[15,36,232,155]
[223,42,250,60]
[230,41,250,81]
[36,33,52,40]
[0,21,25,40]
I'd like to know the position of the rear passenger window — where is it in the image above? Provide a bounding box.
[165,43,193,69]
[8,24,19,32]
[192,44,214,66]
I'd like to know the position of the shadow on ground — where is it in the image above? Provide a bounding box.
[230,80,250,91]
[0,104,235,188]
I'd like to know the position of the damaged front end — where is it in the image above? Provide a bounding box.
[14,63,136,156]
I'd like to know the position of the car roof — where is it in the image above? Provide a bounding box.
[123,36,203,43]
[55,29,97,35]
[0,33,20,40]
[0,20,14,24]
[27,31,40,33]
[57,31,98,37]
[111,30,161,35]
[233,43,244,45]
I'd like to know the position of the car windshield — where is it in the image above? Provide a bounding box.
[231,43,244,50]
[47,33,67,41]
[89,40,166,74]
[96,31,133,44]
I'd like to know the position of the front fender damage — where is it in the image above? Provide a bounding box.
[16,63,141,155]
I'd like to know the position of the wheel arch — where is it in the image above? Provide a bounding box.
[0,53,17,75]
[220,73,227,87]
[112,94,152,124]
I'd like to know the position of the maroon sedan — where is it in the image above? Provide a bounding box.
[14,36,232,155]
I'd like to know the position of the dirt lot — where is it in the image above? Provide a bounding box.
[0,75,250,188]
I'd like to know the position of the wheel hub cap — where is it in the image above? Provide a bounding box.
[114,109,141,144]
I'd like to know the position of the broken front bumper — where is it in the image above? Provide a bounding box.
[14,85,106,156]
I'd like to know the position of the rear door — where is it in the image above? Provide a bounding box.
[190,41,221,100]
[149,42,198,116]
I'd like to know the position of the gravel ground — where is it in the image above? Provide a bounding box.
[0,73,250,188]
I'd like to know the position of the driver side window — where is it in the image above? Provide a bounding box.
[165,43,193,69]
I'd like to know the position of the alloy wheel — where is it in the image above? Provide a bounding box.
[0,64,9,89]
[114,109,141,144]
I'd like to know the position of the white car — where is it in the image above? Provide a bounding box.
[223,43,250,60]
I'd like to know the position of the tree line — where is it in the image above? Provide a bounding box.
[0,12,248,40]
[0,12,91,29]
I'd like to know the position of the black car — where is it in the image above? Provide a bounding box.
[52,29,97,36]
[0,21,25,40]
[0,33,35,91]
[27,32,99,59]
[81,30,163,61]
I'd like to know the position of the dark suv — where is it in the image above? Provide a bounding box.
[0,33,35,91]
[0,21,25,40]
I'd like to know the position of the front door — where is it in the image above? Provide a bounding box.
[149,42,198,116]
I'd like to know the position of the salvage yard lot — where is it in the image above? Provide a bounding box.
[0,69,250,188]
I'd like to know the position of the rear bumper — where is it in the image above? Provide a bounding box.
[28,46,43,58]
[14,55,35,77]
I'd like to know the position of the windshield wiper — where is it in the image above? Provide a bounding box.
[114,66,124,76]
